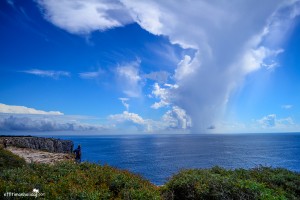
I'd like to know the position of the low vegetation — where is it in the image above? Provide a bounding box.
[0,148,160,199]
[1,147,299,199]
[0,147,26,172]
[162,166,300,200]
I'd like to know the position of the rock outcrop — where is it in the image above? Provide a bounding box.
[7,146,74,164]
[0,136,73,153]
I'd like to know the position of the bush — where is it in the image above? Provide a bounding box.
[0,161,161,200]
[1,149,299,200]
[161,166,300,200]
[0,147,26,172]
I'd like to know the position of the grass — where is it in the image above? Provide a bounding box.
[1,147,300,199]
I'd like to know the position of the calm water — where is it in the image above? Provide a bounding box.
[58,133,300,185]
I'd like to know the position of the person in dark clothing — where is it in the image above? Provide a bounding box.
[3,139,8,148]
[73,145,81,163]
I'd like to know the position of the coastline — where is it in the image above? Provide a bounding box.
[0,135,74,164]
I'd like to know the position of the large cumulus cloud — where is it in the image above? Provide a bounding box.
[37,0,300,132]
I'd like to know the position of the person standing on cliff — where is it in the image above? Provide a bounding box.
[73,145,81,163]
[3,139,8,148]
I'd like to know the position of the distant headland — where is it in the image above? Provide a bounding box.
[0,135,73,153]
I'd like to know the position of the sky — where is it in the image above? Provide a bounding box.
[0,0,300,134]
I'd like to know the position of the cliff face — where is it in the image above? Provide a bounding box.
[0,136,73,153]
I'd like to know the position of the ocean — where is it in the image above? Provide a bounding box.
[58,133,300,185]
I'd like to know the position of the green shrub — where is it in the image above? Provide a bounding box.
[248,166,300,199]
[162,166,299,200]
[0,161,161,200]
[0,147,26,172]
[1,149,299,200]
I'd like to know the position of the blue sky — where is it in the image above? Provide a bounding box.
[0,0,300,134]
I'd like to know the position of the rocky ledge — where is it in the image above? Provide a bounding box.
[0,136,73,153]
[7,146,74,164]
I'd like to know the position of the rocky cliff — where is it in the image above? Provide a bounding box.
[0,136,73,153]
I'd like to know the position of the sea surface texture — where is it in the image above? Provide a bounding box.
[59,133,300,185]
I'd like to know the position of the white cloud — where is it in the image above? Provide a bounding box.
[37,0,300,132]
[37,0,133,34]
[162,106,192,130]
[150,83,178,109]
[115,60,142,97]
[277,117,295,125]
[122,0,300,132]
[0,103,192,133]
[174,55,197,81]
[79,69,104,79]
[119,98,129,111]
[282,104,293,109]
[109,111,144,124]
[109,108,192,132]
[143,71,170,83]
[210,115,299,133]
[121,0,164,35]
[0,103,63,115]
[0,104,107,132]
[241,47,284,74]
[151,101,168,110]
[258,114,277,128]
[150,83,170,109]
[0,115,104,132]
[22,69,70,79]
[109,111,150,132]
[258,114,295,129]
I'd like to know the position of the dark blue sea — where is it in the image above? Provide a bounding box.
[57,133,300,185]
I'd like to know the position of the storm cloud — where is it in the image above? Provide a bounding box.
[37,0,300,132]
